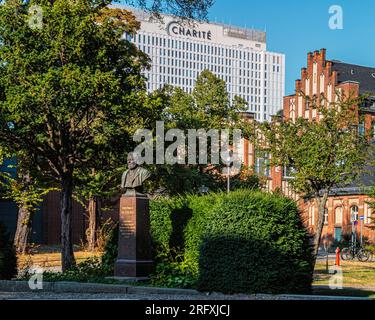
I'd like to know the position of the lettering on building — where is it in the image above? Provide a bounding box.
[167,21,212,40]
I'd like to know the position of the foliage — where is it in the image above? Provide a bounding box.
[195,191,314,294]
[149,246,196,289]
[0,222,17,280]
[365,244,375,254]
[95,218,117,252]
[257,93,370,258]
[145,70,251,195]
[40,257,107,283]
[123,0,213,21]
[259,94,368,196]
[0,0,152,270]
[149,190,314,293]
[100,222,119,275]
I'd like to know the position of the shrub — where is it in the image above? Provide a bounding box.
[149,247,196,289]
[196,191,314,294]
[150,196,191,258]
[150,190,314,294]
[0,222,17,280]
[101,223,119,275]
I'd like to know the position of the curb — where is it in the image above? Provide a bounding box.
[0,281,373,300]
[313,285,375,292]
[0,280,202,296]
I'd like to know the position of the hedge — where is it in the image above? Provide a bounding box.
[0,222,17,280]
[149,190,314,294]
[195,191,314,294]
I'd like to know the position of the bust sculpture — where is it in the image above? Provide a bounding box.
[121,152,151,194]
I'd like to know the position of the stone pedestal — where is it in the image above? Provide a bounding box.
[114,191,154,278]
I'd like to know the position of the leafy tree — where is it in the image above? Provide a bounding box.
[122,0,213,20]
[0,0,151,271]
[145,70,252,195]
[73,89,164,251]
[258,94,369,263]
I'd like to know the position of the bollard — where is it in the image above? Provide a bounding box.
[335,247,341,266]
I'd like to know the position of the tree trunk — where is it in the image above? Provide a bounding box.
[313,192,329,268]
[61,176,76,272]
[14,204,33,254]
[86,197,100,252]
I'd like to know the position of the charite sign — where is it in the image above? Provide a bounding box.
[167,21,212,40]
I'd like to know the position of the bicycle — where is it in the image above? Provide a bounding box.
[341,244,373,262]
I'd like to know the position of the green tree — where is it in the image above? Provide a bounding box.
[123,0,214,20]
[258,94,369,263]
[0,0,151,271]
[73,89,164,251]
[146,70,251,195]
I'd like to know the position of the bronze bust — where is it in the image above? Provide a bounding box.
[121,152,151,194]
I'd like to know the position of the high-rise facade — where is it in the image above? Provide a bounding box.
[121,6,285,122]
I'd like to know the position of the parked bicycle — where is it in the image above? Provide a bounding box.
[341,244,373,262]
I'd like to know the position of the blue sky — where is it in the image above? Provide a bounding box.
[119,0,375,95]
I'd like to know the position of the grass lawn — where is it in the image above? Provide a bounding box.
[17,245,102,270]
[313,259,375,298]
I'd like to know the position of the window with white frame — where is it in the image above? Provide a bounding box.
[350,205,359,222]
[255,152,270,177]
[282,165,296,178]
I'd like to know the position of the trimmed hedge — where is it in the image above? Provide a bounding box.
[150,190,314,294]
[0,222,17,280]
[196,191,314,294]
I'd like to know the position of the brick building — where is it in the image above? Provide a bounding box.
[244,49,375,245]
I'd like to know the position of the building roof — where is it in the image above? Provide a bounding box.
[331,61,375,95]
[329,168,375,196]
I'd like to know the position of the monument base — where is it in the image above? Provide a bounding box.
[114,192,154,279]
[106,276,149,282]
[114,259,154,278]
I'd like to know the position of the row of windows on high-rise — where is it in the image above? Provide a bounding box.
[131,32,282,66]
[146,74,269,97]
[156,55,270,71]
[133,32,276,61]
[155,65,270,85]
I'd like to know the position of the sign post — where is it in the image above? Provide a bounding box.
[360,216,365,245]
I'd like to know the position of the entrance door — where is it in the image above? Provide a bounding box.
[334,227,342,242]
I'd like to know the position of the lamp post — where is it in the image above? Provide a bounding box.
[227,165,230,194]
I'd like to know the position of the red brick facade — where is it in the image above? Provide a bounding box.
[264,49,375,245]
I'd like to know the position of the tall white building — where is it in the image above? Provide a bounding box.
[121,6,285,122]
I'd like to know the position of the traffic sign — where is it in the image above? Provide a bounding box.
[360,216,365,221]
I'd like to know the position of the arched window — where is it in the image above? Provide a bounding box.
[335,207,343,225]
[350,206,359,222]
